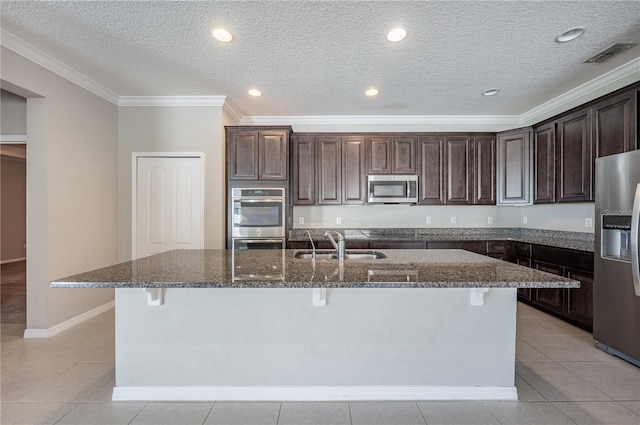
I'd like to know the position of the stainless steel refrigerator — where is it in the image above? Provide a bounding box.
[594,149,640,366]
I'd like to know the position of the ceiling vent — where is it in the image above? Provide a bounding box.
[584,43,637,63]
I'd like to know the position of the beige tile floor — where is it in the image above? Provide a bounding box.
[1,303,639,425]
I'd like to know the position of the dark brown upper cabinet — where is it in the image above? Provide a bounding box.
[497,128,532,205]
[316,136,342,205]
[227,126,291,180]
[342,136,367,204]
[473,135,496,205]
[291,135,315,205]
[366,136,417,174]
[556,108,593,202]
[292,134,366,205]
[533,123,556,204]
[418,136,445,204]
[444,136,473,204]
[594,90,637,158]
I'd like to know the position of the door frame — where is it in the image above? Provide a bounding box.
[131,152,205,259]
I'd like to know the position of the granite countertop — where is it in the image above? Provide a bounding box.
[289,227,595,252]
[50,249,578,289]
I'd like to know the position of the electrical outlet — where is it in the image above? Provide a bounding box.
[298,217,304,225]
[336,217,342,225]
[426,216,432,224]
[523,216,528,225]
[586,218,593,228]
[488,216,493,224]
[450,216,456,224]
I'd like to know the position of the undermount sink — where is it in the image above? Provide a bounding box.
[294,250,387,260]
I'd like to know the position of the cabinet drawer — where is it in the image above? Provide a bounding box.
[427,241,486,255]
[486,241,508,254]
[371,241,424,249]
[532,245,593,271]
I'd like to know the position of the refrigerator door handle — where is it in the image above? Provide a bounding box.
[632,183,640,296]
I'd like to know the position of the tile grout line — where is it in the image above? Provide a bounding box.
[200,400,216,425]
[414,401,429,425]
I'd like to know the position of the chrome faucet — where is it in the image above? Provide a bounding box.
[305,230,316,261]
[324,230,345,263]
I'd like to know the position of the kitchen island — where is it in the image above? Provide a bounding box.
[51,249,578,401]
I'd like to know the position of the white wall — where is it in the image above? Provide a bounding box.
[1,47,118,330]
[118,105,226,260]
[293,205,520,229]
[293,202,595,233]
[520,203,595,233]
[1,89,27,135]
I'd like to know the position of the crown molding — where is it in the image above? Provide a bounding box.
[222,99,244,124]
[519,57,640,126]
[240,115,521,126]
[1,29,120,105]
[118,96,226,107]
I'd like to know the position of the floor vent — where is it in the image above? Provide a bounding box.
[584,43,637,63]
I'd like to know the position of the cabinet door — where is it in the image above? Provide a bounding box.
[342,136,366,204]
[367,137,392,174]
[532,261,565,314]
[393,137,417,174]
[291,135,315,205]
[473,136,496,205]
[557,108,592,202]
[497,128,532,204]
[258,131,288,180]
[229,131,258,180]
[418,136,445,204]
[445,136,473,204]
[594,90,637,157]
[565,268,594,330]
[317,137,342,204]
[533,123,556,203]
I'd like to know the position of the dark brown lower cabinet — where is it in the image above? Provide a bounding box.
[371,241,425,249]
[565,268,594,326]
[532,261,565,314]
[516,243,594,331]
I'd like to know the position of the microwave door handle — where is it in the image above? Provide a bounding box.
[632,183,640,296]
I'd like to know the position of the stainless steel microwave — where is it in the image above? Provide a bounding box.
[367,175,418,204]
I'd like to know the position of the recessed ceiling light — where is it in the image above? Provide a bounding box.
[386,28,407,42]
[365,88,379,96]
[211,28,233,43]
[482,88,500,96]
[555,27,585,43]
[248,89,262,97]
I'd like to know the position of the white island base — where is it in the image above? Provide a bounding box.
[112,287,518,401]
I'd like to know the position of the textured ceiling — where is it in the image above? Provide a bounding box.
[1,1,639,117]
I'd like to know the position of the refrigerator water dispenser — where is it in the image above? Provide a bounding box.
[601,215,632,262]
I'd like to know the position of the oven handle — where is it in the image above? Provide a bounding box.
[232,198,284,202]
[233,239,285,244]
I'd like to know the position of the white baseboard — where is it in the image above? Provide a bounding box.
[1,257,26,264]
[112,385,518,401]
[23,301,114,338]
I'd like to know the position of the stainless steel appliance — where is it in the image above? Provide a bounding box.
[594,150,640,366]
[367,175,418,204]
[231,188,285,249]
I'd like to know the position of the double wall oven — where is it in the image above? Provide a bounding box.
[231,188,286,250]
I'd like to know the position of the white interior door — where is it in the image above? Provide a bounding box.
[135,156,203,259]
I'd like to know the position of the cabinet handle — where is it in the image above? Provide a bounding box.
[631,183,640,296]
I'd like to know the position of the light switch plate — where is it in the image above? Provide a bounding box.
[586,218,593,228]
[488,216,493,224]
[298,217,304,225]
[336,217,342,225]
[523,216,528,225]
[450,216,456,224]
[426,216,432,224]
